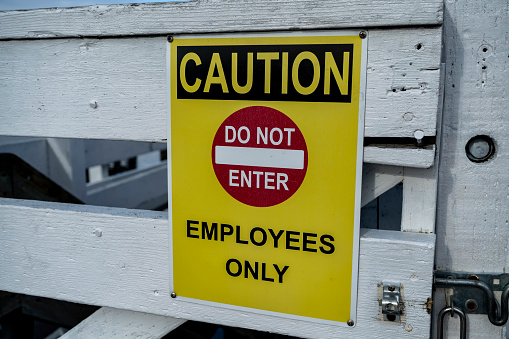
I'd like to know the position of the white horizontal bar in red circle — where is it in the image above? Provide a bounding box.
[215,146,304,170]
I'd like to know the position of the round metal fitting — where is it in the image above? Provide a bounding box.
[347,319,354,326]
[359,31,367,39]
[465,299,478,312]
[467,274,480,281]
[167,36,174,43]
[465,135,495,163]
[170,292,177,298]
[388,285,396,292]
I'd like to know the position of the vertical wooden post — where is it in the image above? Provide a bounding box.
[434,0,509,337]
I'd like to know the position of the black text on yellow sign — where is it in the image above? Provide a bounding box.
[186,219,336,283]
[170,34,365,324]
[177,44,353,103]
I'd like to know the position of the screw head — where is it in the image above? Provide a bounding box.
[388,285,396,292]
[359,31,367,39]
[167,36,174,43]
[347,319,354,326]
[170,292,177,298]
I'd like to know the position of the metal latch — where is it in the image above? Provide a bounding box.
[435,270,509,326]
[381,283,403,322]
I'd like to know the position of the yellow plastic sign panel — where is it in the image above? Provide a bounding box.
[168,31,366,325]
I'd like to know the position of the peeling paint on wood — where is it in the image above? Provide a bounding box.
[0,0,443,40]
[0,198,435,338]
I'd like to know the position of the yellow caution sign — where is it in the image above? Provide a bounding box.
[169,31,367,325]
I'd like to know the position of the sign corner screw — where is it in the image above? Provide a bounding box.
[359,31,367,39]
[167,36,174,43]
[347,319,354,326]
[170,292,177,298]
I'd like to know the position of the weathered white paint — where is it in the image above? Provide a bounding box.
[433,0,509,337]
[0,28,441,142]
[401,167,436,233]
[0,0,442,40]
[61,307,186,339]
[365,28,442,138]
[361,164,403,208]
[0,0,444,336]
[363,146,435,168]
[0,198,435,338]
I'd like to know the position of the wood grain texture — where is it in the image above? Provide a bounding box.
[0,198,435,338]
[363,146,435,168]
[401,167,436,233]
[433,0,509,337]
[365,28,442,138]
[0,28,441,160]
[0,0,443,40]
[61,307,186,339]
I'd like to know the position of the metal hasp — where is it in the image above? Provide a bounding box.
[381,283,402,322]
[434,271,509,326]
[437,307,466,339]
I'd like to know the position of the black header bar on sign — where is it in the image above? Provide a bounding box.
[176,44,354,103]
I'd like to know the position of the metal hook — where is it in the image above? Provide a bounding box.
[438,306,467,339]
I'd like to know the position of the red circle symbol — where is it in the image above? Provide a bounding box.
[212,106,308,207]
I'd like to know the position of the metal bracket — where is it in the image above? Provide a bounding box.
[435,270,509,326]
[381,283,403,322]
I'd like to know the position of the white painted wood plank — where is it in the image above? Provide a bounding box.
[433,0,509,337]
[61,307,186,339]
[0,198,435,339]
[0,37,167,142]
[0,28,441,160]
[366,27,442,137]
[0,0,443,40]
[361,164,403,207]
[401,167,437,233]
[364,146,435,168]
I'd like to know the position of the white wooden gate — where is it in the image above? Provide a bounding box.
[0,0,448,337]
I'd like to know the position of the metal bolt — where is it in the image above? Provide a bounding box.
[347,319,354,326]
[467,274,480,281]
[388,285,396,292]
[414,130,425,146]
[465,299,478,312]
[170,292,177,298]
[359,31,367,39]
[167,36,174,43]
[89,100,98,109]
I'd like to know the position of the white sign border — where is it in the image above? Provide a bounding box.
[167,29,368,327]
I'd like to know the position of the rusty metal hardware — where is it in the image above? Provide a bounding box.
[381,283,403,322]
[435,271,509,326]
[437,306,466,339]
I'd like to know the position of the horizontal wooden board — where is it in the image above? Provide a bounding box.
[0,28,441,145]
[61,307,186,339]
[364,146,436,168]
[0,198,435,338]
[0,0,443,40]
